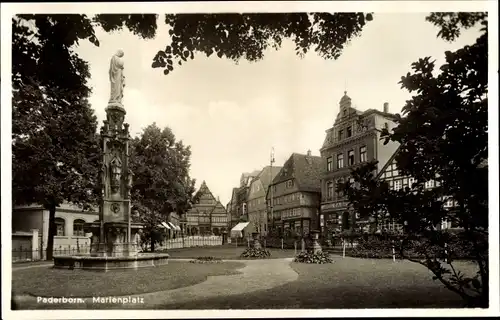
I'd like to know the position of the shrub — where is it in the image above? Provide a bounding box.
[189,256,223,264]
[347,236,476,260]
[240,247,271,259]
[294,251,333,264]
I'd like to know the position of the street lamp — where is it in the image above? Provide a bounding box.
[270,147,275,232]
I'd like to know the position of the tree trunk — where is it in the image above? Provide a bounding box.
[150,236,155,252]
[46,203,57,260]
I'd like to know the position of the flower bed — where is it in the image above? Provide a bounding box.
[240,248,271,259]
[189,256,223,264]
[294,251,333,264]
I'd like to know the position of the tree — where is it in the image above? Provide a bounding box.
[12,85,101,260]
[340,13,488,307]
[129,123,197,251]
[12,14,158,259]
[152,13,373,75]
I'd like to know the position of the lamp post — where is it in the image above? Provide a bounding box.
[270,147,275,232]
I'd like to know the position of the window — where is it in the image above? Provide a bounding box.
[347,126,352,137]
[393,168,399,177]
[73,219,86,236]
[287,180,294,188]
[55,218,65,236]
[273,185,277,192]
[348,150,355,166]
[337,179,344,197]
[360,146,367,162]
[327,157,333,171]
[338,130,343,141]
[327,181,334,199]
[425,180,435,189]
[337,153,344,169]
[394,180,402,191]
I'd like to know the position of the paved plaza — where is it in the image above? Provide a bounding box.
[12,247,477,309]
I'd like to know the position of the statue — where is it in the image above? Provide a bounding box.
[126,169,133,194]
[109,157,122,192]
[109,50,125,104]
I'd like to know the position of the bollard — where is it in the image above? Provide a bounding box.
[342,239,346,258]
[392,243,396,262]
[444,242,448,264]
[294,241,297,256]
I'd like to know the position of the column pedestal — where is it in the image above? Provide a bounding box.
[252,232,261,249]
[311,230,322,253]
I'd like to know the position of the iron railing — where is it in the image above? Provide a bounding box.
[12,235,224,262]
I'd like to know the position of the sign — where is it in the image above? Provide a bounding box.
[321,201,349,211]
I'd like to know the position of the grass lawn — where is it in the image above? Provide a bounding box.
[165,245,297,259]
[12,260,244,298]
[160,258,479,309]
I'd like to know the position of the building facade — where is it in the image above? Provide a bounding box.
[183,181,228,235]
[12,202,98,251]
[235,170,260,222]
[376,148,461,232]
[228,188,240,229]
[319,92,399,236]
[266,151,324,237]
[247,165,282,236]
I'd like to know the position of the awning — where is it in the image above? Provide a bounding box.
[231,222,250,232]
[167,222,176,230]
[230,222,251,238]
[175,225,181,231]
[159,222,171,229]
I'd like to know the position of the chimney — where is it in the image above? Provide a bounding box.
[307,149,312,156]
[383,102,389,113]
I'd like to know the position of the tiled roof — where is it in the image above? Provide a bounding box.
[256,165,283,191]
[272,153,324,193]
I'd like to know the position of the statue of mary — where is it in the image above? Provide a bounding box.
[109,50,125,105]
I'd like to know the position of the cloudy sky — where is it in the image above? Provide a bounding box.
[72,12,481,206]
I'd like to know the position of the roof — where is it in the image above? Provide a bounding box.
[376,146,401,179]
[272,152,324,193]
[256,165,283,191]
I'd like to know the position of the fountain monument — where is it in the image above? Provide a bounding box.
[53,50,170,270]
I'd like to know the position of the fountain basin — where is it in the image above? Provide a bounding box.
[53,253,170,271]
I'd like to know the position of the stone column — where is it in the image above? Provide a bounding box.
[31,229,39,260]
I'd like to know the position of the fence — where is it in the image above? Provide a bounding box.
[12,244,91,263]
[149,235,223,251]
[12,235,224,262]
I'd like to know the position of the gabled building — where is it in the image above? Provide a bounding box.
[266,151,324,236]
[376,147,463,233]
[235,170,261,221]
[247,165,283,236]
[319,92,399,236]
[183,181,228,235]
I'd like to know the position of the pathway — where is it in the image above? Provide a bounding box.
[13,258,299,309]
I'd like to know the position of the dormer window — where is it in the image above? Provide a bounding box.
[343,109,347,116]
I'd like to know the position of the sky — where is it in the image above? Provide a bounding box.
[73,12,482,206]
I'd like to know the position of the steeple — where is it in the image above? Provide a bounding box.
[339,91,352,108]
